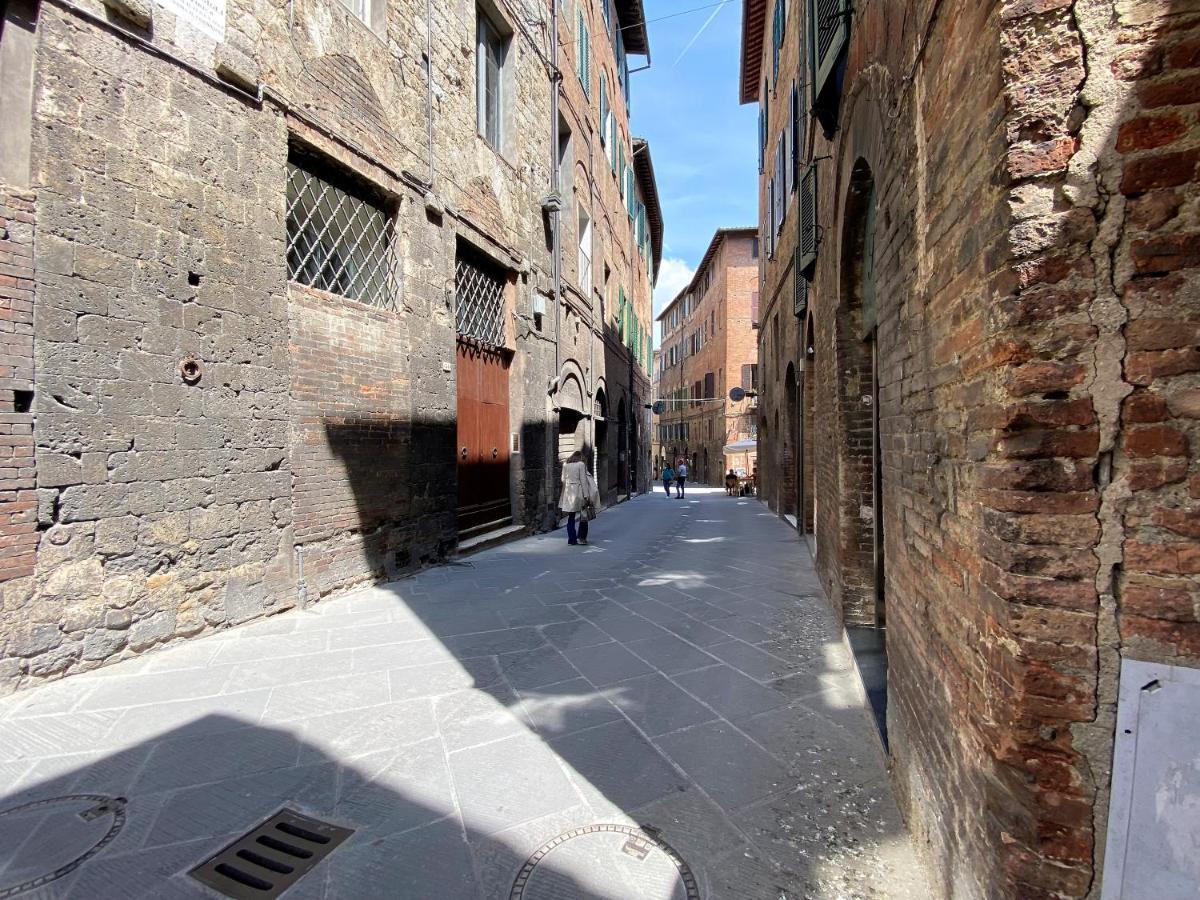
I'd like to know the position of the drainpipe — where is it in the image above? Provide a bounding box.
[548,1,562,529]
[424,0,434,187]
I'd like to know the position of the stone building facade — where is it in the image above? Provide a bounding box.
[742,0,1200,896]
[653,227,760,486]
[0,0,660,692]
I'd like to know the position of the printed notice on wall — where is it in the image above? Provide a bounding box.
[155,0,226,42]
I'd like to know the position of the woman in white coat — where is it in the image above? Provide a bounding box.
[560,450,599,545]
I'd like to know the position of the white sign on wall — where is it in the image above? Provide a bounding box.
[155,0,226,42]
[1102,658,1200,899]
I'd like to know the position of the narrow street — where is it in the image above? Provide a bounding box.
[0,490,928,899]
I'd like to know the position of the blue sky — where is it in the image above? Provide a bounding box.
[630,0,758,340]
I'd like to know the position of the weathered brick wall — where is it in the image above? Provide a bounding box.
[0,188,37,601]
[750,0,1198,895]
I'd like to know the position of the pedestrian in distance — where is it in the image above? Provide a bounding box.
[725,468,738,496]
[560,450,600,545]
[661,463,675,497]
[675,458,688,498]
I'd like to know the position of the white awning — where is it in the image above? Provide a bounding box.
[723,439,757,453]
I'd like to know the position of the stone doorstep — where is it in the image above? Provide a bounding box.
[456,523,527,556]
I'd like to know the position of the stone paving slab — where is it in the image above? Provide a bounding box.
[0,488,931,899]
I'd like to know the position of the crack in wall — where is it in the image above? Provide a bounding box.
[1064,1,1136,895]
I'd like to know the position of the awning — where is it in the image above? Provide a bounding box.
[723,439,757,453]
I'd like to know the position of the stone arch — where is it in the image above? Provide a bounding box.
[616,395,628,494]
[834,158,881,627]
[594,383,609,490]
[556,363,588,469]
[783,361,798,518]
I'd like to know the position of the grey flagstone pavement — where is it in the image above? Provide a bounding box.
[0,488,930,899]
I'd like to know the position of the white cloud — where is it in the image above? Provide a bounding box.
[652,258,695,347]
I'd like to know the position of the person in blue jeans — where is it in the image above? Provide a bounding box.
[675,460,688,498]
[560,451,598,545]
[661,464,675,497]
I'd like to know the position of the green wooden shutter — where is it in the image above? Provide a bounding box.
[793,249,808,317]
[809,0,851,103]
[618,145,625,196]
[799,163,818,272]
[600,75,608,148]
[610,117,617,172]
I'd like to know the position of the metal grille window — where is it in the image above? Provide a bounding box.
[455,253,506,347]
[286,159,397,309]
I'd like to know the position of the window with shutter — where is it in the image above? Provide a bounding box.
[600,75,608,148]
[771,0,781,86]
[774,136,785,235]
[808,0,851,115]
[766,182,774,257]
[741,364,753,391]
[799,163,818,272]
[790,82,801,192]
[618,145,625,197]
[751,291,760,326]
[757,108,765,172]
[793,249,808,317]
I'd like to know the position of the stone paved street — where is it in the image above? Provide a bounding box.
[0,490,930,899]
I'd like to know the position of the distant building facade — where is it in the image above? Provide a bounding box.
[0,0,660,691]
[742,0,1200,897]
[653,228,759,485]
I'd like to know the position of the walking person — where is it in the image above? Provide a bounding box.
[675,458,688,498]
[560,451,599,545]
[661,463,675,497]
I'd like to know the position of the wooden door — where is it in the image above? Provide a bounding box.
[456,340,511,536]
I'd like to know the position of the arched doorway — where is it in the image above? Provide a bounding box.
[616,397,628,497]
[783,362,798,520]
[594,387,608,493]
[800,314,816,551]
[630,393,641,494]
[839,158,887,742]
[557,373,586,466]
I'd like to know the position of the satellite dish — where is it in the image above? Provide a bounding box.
[729,387,746,402]
[652,400,666,415]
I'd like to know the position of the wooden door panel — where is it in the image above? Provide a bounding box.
[456,340,511,533]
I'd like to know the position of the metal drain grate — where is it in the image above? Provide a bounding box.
[189,809,354,899]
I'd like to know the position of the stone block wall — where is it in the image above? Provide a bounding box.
[0,0,659,692]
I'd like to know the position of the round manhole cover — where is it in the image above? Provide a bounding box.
[0,794,126,898]
[510,824,700,900]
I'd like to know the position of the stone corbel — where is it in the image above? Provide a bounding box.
[101,0,152,30]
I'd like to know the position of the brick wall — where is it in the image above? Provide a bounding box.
[0,188,36,598]
[746,0,1199,895]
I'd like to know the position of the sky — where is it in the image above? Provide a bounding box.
[629,0,758,344]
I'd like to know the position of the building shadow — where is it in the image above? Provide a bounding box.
[0,714,609,899]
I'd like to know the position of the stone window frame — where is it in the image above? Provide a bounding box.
[476,1,515,156]
[334,0,386,37]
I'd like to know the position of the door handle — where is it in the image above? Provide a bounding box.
[461,447,468,460]
[492,448,498,459]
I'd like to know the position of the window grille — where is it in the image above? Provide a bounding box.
[455,253,507,347]
[286,160,397,310]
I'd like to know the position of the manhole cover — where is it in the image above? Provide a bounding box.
[510,824,701,900]
[0,794,126,898]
